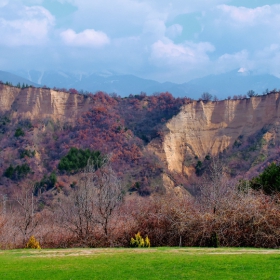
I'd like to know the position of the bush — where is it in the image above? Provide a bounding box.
[249,162,280,194]
[4,163,31,180]
[210,232,219,248]
[14,127,25,137]
[26,236,41,249]
[0,116,10,134]
[20,149,35,158]
[130,232,150,248]
[34,172,57,195]
[195,160,203,175]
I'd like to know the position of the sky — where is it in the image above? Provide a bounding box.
[1,0,280,83]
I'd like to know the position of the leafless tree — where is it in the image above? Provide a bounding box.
[201,92,213,101]
[198,157,233,213]
[213,95,219,101]
[162,194,196,247]
[57,166,97,245]
[195,157,236,246]
[247,90,255,97]
[91,162,123,239]
[12,186,41,245]
[58,156,124,246]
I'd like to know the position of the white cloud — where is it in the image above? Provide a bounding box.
[143,0,227,17]
[252,44,280,76]
[60,28,110,47]
[0,0,9,8]
[143,19,166,37]
[215,50,250,73]
[166,24,183,39]
[147,38,216,82]
[216,4,280,27]
[2,0,280,84]
[238,67,247,73]
[151,39,215,66]
[0,5,54,46]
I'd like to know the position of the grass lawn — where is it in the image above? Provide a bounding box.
[0,247,280,279]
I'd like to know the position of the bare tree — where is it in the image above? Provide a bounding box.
[91,162,123,239]
[162,195,195,247]
[58,156,123,246]
[196,157,236,247]
[13,186,41,245]
[213,95,219,101]
[247,90,255,97]
[57,165,97,246]
[198,157,233,213]
[200,92,213,101]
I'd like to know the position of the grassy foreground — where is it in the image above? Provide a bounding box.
[1,247,280,279]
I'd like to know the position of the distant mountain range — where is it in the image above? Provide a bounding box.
[0,70,39,87]
[0,69,280,99]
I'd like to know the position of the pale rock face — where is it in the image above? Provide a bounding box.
[0,85,20,112]
[150,94,280,174]
[0,84,92,122]
[1,84,280,177]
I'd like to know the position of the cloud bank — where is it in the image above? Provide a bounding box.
[1,0,280,82]
[60,29,110,47]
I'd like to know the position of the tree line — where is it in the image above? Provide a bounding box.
[1,158,280,249]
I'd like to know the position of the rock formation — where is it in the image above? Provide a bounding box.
[1,84,280,179]
[0,84,92,122]
[149,93,280,175]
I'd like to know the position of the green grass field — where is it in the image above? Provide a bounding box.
[1,247,280,279]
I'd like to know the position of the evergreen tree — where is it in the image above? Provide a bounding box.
[58,147,102,173]
[250,162,280,194]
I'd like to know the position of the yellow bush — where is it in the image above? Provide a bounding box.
[130,232,150,248]
[26,236,41,249]
[145,236,151,248]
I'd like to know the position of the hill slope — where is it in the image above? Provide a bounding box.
[0,83,280,197]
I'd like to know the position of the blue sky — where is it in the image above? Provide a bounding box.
[1,0,280,83]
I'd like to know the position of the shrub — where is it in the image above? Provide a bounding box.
[249,162,280,194]
[34,172,57,195]
[26,236,41,249]
[4,163,31,180]
[195,160,203,175]
[20,149,35,158]
[210,232,219,248]
[144,236,151,248]
[14,127,24,137]
[130,232,150,248]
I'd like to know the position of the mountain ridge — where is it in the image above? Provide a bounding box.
[1,69,279,99]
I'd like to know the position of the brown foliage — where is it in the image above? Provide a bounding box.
[1,187,280,249]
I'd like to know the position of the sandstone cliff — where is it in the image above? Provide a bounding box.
[1,84,280,179]
[149,93,280,174]
[0,84,92,122]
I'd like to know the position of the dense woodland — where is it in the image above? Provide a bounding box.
[1,82,280,248]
